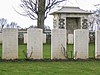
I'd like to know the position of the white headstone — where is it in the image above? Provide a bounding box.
[24,33,27,44]
[27,28,43,59]
[43,34,46,43]
[24,33,46,44]
[0,33,2,43]
[95,30,100,59]
[68,34,74,44]
[51,29,67,59]
[2,28,18,59]
[74,29,89,59]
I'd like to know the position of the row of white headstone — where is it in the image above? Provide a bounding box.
[1,28,100,60]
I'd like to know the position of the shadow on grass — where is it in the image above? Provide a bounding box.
[0,58,100,63]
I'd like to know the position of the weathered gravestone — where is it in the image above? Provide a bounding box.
[24,33,27,44]
[68,34,74,44]
[0,33,2,43]
[27,28,43,59]
[95,30,100,59]
[74,29,89,59]
[43,34,46,43]
[2,28,18,59]
[51,29,67,59]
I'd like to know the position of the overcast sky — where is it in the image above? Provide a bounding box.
[0,0,100,29]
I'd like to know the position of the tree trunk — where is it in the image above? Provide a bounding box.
[38,0,45,32]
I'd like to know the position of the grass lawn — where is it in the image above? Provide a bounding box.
[0,43,100,75]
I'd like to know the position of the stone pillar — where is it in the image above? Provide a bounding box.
[95,30,100,59]
[2,28,18,59]
[24,33,27,44]
[74,29,89,59]
[51,29,67,59]
[82,17,88,29]
[80,17,83,29]
[27,28,43,59]
[68,34,74,44]
[53,19,58,29]
[43,34,46,43]
[60,14,66,29]
[53,14,59,29]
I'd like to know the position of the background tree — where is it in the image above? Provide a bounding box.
[10,22,17,28]
[28,24,51,31]
[28,25,37,28]
[88,5,100,43]
[0,18,7,31]
[18,0,66,31]
[7,22,17,28]
[88,6,100,31]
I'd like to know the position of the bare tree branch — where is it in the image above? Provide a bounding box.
[18,0,66,20]
[0,18,7,30]
[45,0,66,19]
[16,0,66,29]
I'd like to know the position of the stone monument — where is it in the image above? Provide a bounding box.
[27,28,43,59]
[51,29,67,59]
[95,30,100,59]
[68,34,74,44]
[2,28,18,59]
[24,33,27,44]
[74,29,89,59]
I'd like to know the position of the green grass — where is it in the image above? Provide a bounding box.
[18,44,51,59]
[43,44,51,59]
[0,60,100,75]
[89,43,95,58]
[0,44,100,75]
[67,43,95,59]
[0,43,95,59]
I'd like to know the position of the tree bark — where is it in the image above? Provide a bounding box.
[38,0,45,32]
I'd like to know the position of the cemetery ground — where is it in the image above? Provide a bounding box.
[0,44,100,75]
